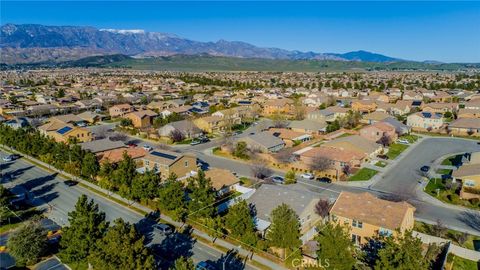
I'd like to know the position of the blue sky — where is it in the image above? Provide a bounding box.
[1,1,479,62]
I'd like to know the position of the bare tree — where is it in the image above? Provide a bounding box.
[378,133,393,147]
[342,164,352,176]
[274,148,294,164]
[310,156,332,172]
[170,129,185,143]
[432,219,448,238]
[109,132,127,141]
[94,125,111,139]
[251,162,273,180]
[314,199,332,219]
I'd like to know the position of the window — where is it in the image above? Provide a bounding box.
[352,219,363,228]
[465,180,475,187]
[184,161,189,167]
[351,234,361,245]
[379,228,393,237]
[144,160,150,166]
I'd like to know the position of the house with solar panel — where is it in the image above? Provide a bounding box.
[39,120,93,143]
[406,111,444,131]
[140,149,197,180]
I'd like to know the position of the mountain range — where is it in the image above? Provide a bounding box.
[0,23,404,64]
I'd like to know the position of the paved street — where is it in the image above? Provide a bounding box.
[0,151,256,270]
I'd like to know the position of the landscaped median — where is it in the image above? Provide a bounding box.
[424,178,480,210]
[348,168,378,181]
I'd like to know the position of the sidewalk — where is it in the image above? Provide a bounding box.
[0,145,287,270]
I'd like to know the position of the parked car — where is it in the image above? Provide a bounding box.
[196,261,217,270]
[271,175,285,184]
[420,165,430,172]
[397,139,409,144]
[127,142,137,147]
[2,154,19,162]
[63,180,78,187]
[200,137,210,143]
[190,140,201,146]
[316,177,332,183]
[153,223,173,235]
[300,173,314,179]
[233,131,242,136]
[143,145,153,151]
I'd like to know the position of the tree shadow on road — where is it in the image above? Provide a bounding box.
[19,173,58,190]
[154,225,196,266]
[215,249,245,270]
[458,210,480,232]
[6,165,34,179]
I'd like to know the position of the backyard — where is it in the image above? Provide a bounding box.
[349,168,378,181]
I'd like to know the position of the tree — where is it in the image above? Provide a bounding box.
[157,174,187,221]
[432,219,448,238]
[266,203,301,257]
[378,133,393,147]
[224,200,257,245]
[131,170,160,201]
[375,231,429,270]
[170,129,185,143]
[0,186,14,224]
[251,162,273,179]
[88,219,155,270]
[59,195,109,263]
[113,152,137,194]
[314,199,332,219]
[81,152,100,180]
[233,141,249,159]
[7,222,47,266]
[310,156,332,172]
[284,170,296,184]
[170,256,195,270]
[187,170,217,219]
[120,118,133,127]
[315,223,356,270]
[204,216,224,243]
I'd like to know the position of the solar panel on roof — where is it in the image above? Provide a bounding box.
[57,126,73,135]
[151,151,177,160]
[422,112,432,118]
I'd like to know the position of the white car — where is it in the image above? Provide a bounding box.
[143,145,153,151]
[397,139,409,144]
[300,173,314,179]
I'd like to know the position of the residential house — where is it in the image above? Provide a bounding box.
[267,128,312,147]
[351,100,377,114]
[448,118,480,136]
[390,100,411,116]
[323,135,383,159]
[422,103,458,114]
[402,91,423,101]
[39,122,93,143]
[236,132,285,153]
[382,117,411,135]
[407,112,444,131]
[262,98,295,116]
[465,99,480,110]
[158,120,203,139]
[204,168,240,196]
[330,192,415,245]
[109,104,134,118]
[453,152,480,199]
[457,109,480,119]
[124,110,157,128]
[77,111,104,124]
[247,184,322,239]
[79,138,126,155]
[99,147,148,164]
[194,116,240,133]
[3,117,29,129]
[141,149,197,180]
[359,122,398,143]
[160,105,193,118]
[361,111,391,124]
[289,119,328,134]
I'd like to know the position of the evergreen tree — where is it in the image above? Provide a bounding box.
[266,203,301,256]
[131,170,160,201]
[187,170,216,219]
[224,200,256,245]
[170,256,195,270]
[315,223,356,270]
[59,195,109,263]
[157,173,187,221]
[81,151,100,180]
[7,222,47,266]
[88,219,155,270]
[375,231,429,270]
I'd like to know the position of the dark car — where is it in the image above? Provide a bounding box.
[63,180,78,187]
[196,261,217,270]
[420,166,430,172]
[200,137,210,143]
[316,177,332,183]
[153,223,173,235]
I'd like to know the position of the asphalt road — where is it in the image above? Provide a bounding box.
[0,152,255,270]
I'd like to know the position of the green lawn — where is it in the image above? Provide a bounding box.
[448,254,478,270]
[386,143,409,159]
[375,161,387,168]
[437,168,453,175]
[399,134,420,143]
[425,179,480,210]
[349,168,378,181]
[442,154,464,166]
